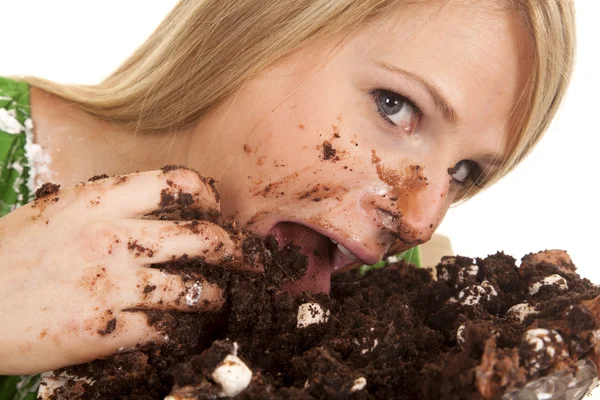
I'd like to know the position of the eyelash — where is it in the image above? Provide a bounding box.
[370,89,423,129]
[371,89,484,189]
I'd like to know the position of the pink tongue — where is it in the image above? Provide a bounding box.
[269,222,332,294]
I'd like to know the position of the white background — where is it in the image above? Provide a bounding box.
[0,2,597,275]
[0,1,599,397]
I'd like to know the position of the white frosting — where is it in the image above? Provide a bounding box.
[525,329,549,352]
[297,303,330,328]
[481,280,498,298]
[507,303,538,322]
[457,324,466,344]
[387,255,400,264]
[350,377,367,392]
[0,108,23,134]
[24,118,53,191]
[0,104,53,202]
[356,336,378,355]
[38,372,94,400]
[529,274,568,295]
[185,282,203,307]
[458,281,498,306]
[458,285,486,306]
[439,267,450,281]
[165,395,193,400]
[457,265,479,284]
[211,354,253,398]
[523,329,569,373]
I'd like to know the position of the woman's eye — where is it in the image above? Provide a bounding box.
[449,160,482,186]
[373,89,420,133]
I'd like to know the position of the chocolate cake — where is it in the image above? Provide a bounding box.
[37,247,600,400]
[35,173,600,400]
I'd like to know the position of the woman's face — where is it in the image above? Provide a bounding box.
[187,1,534,293]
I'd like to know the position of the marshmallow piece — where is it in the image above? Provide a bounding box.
[458,285,486,305]
[165,394,194,400]
[507,303,538,322]
[297,303,330,328]
[481,280,498,298]
[521,328,569,374]
[387,255,401,264]
[211,354,253,398]
[529,274,568,295]
[38,372,94,400]
[350,377,367,392]
[457,324,466,345]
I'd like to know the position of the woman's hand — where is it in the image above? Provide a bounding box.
[0,168,253,375]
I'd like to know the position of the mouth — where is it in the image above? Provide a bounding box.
[267,222,376,294]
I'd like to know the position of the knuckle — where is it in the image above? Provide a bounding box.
[72,182,108,207]
[171,168,203,191]
[207,223,230,245]
[169,169,219,205]
[83,221,123,257]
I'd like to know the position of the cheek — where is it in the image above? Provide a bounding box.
[239,119,379,214]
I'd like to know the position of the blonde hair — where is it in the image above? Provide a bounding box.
[25,0,575,194]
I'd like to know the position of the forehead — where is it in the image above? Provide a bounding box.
[351,0,534,146]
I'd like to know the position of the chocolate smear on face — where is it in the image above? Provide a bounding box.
[371,150,427,196]
[323,140,337,161]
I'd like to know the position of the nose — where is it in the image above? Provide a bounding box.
[365,162,453,255]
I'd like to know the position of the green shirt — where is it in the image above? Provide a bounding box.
[0,77,39,400]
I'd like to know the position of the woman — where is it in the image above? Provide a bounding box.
[0,0,574,397]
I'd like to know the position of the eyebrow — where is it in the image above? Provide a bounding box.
[380,62,459,127]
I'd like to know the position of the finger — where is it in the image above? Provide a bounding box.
[81,168,220,218]
[126,268,225,312]
[90,311,169,360]
[40,312,166,373]
[117,219,264,271]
